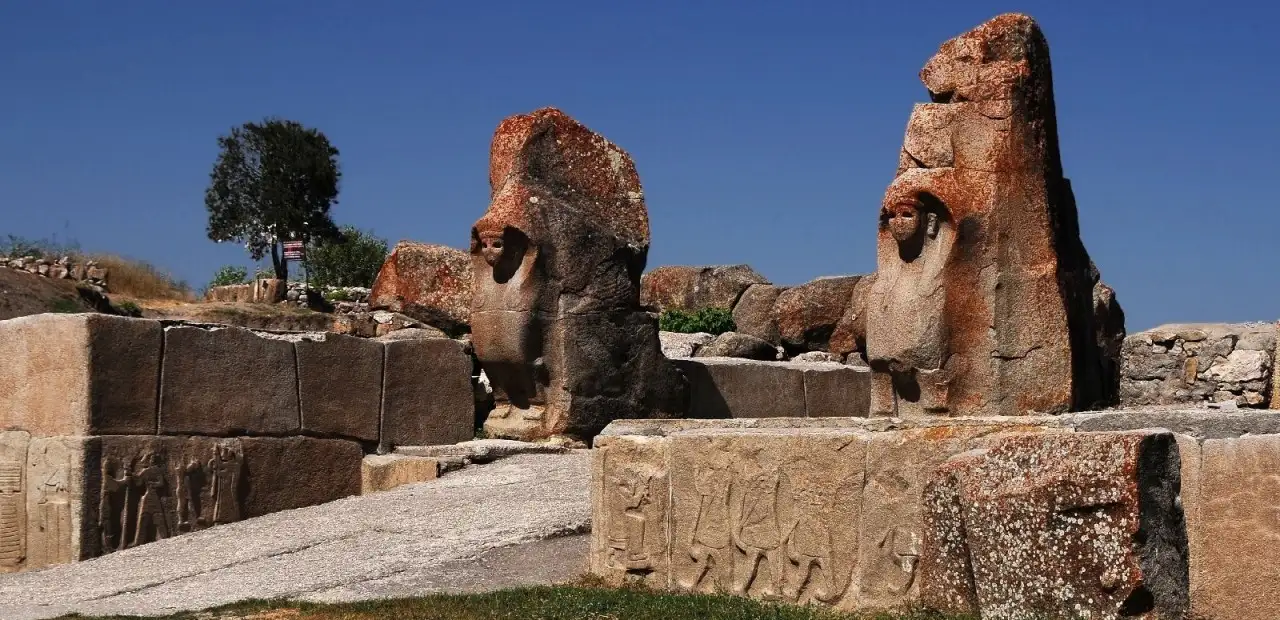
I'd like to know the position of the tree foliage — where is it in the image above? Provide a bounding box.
[305,226,388,289]
[205,118,342,280]
[209,265,249,288]
[658,307,736,335]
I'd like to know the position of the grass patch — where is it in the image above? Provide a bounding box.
[54,584,974,620]
[48,297,84,313]
[87,254,192,301]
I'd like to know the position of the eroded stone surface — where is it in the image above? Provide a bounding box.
[774,276,861,355]
[380,338,474,448]
[640,265,768,313]
[694,332,778,361]
[732,284,783,345]
[159,325,299,435]
[0,314,160,435]
[362,454,439,494]
[674,358,806,419]
[1122,322,1275,408]
[919,431,1189,620]
[296,334,383,442]
[369,242,473,336]
[866,13,1122,418]
[591,435,669,588]
[470,107,687,441]
[0,432,30,573]
[658,331,714,358]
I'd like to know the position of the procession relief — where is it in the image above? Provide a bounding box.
[666,436,865,606]
[0,433,28,571]
[98,440,245,555]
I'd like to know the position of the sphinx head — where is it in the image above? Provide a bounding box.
[885,200,922,244]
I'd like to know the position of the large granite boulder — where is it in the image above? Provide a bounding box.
[640,265,768,313]
[369,241,473,336]
[774,275,861,354]
[693,331,778,361]
[866,13,1123,417]
[470,107,687,440]
[731,283,784,344]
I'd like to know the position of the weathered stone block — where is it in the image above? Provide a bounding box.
[369,242,473,335]
[640,265,768,313]
[591,434,670,588]
[24,436,83,569]
[674,358,806,419]
[730,284,783,344]
[800,363,871,418]
[668,429,865,606]
[0,432,30,573]
[159,325,300,436]
[773,276,861,354]
[0,314,160,435]
[296,334,384,442]
[381,338,473,448]
[919,431,1189,620]
[361,454,439,494]
[240,436,362,517]
[1195,434,1280,620]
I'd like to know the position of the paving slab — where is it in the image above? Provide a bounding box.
[0,452,590,619]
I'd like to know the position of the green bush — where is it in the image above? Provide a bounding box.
[116,300,143,317]
[49,298,82,313]
[209,265,249,288]
[305,226,388,289]
[324,288,351,302]
[659,307,735,335]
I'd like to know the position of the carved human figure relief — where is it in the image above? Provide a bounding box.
[782,486,838,603]
[131,452,170,547]
[877,526,922,595]
[0,457,23,568]
[32,446,72,565]
[608,466,656,572]
[209,444,244,525]
[732,456,785,598]
[680,462,732,591]
[99,456,131,552]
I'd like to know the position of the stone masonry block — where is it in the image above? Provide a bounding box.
[296,334,384,442]
[240,436,362,518]
[590,434,671,589]
[380,338,473,448]
[673,358,806,419]
[361,454,438,494]
[159,325,299,435]
[0,314,160,435]
[800,363,871,418]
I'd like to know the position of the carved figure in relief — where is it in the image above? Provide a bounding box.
[680,462,732,591]
[608,467,655,572]
[33,446,72,564]
[732,457,784,598]
[209,444,244,524]
[174,456,204,532]
[877,526,921,595]
[131,452,170,547]
[99,457,132,551]
[0,460,22,566]
[782,486,838,603]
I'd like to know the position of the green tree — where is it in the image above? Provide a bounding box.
[204,118,342,281]
[209,265,249,287]
[305,226,389,289]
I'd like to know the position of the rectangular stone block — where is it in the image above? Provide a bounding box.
[0,432,29,573]
[800,363,871,418]
[25,436,85,569]
[296,334,384,442]
[240,436,362,518]
[380,338,474,448]
[361,454,438,494]
[159,325,299,435]
[591,433,670,589]
[0,314,160,435]
[668,429,866,607]
[673,358,806,419]
[1195,434,1280,620]
[919,431,1189,620]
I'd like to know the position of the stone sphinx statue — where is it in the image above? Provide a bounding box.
[470,107,688,440]
[864,14,1124,417]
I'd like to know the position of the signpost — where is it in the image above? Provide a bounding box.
[282,240,305,261]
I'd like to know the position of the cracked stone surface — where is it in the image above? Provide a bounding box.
[0,453,591,619]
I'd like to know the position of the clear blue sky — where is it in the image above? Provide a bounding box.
[2,1,1276,331]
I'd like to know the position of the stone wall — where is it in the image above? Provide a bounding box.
[0,313,475,571]
[591,409,1280,619]
[3,255,109,292]
[673,358,870,419]
[1121,322,1277,408]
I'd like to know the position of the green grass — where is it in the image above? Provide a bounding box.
[55,583,974,620]
[49,297,84,313]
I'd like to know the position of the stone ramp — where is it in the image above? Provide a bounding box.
[0,452,591,620]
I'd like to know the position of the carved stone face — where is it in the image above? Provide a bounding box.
[477,230,505,267]
[886,201,921,243]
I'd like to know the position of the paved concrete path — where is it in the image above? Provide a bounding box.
[0,452,591,619]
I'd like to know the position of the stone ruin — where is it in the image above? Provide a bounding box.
[589,13,1279,620]
[858,13,1124,418]
[470,107,687,441]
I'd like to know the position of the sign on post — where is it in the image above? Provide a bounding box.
[282,241,305,261]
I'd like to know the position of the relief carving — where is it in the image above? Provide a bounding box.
[732,454,785,598]
[97,440,245,557]
[29,441,73,566]
[0,454,24,568]
[606,465,660,573]
[679,461,731,591]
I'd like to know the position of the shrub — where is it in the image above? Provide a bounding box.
[115,300,143,317]
[305,226,388,289]
[659,307,735,335]
[324,288,351,302]
[210,265,249,288]
[88,254,192,301]
[1,234,80,260]
[49,298,82,313]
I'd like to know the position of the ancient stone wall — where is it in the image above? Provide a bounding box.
[2,255,109,292]
[1120,322,1276,409]
[0,313,475,571]
[592,409,1280,619]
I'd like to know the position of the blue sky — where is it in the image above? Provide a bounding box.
[1,1,1276,331]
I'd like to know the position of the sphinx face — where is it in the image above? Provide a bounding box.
[885,201,922,244]
[477,230,505,267]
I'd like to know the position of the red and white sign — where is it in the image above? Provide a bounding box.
[282,241,305,261]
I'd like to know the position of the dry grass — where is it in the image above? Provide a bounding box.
[86,254,194,302]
